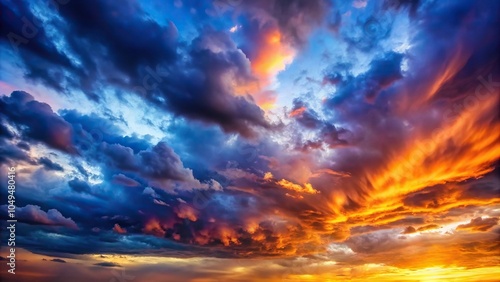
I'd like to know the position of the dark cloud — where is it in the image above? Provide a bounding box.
[98,141,202,190]
[68,178,91,194]
[0,91,75,153]
[1,0,272,137]
[402,224,440,234]
[290,99,322,129]
[457,217,499,232]
[403,174,500,211]
[403,185,453,209]
[50,258,67,263]
[0,1,77,93]
[318,123,349,149]
[93,262,121,267]
[402,226,416,234]
[326,51,404,106]
[350,216,426,236]
[289,98,350,151]
[459,173,500,201]
[0,204,78,229]
[17,141,31,150]
[151,28,270,137]
[58,0,178,75]
[346,230,395,254]
[38,157,64,171]
[60,110,151,154]
[0,141,34,164]
[241,0,332,47]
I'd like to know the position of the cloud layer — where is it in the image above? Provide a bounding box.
[0,0,499,281]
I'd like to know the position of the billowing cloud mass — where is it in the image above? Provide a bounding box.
[0,205,78,229]
[0,0,499,281]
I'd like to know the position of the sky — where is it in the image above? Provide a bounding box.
[0,0,499,281]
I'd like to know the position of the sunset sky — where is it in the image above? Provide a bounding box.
[0,0,499,281]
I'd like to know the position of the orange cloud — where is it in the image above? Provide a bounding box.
[251,28,295,80]
[143,218,166,237]
[233,27,296,110]
[175,204,198,221]
[289,106,306,117]
[113,223,126,234]
[363,90,500,212]
[277,179,319,194]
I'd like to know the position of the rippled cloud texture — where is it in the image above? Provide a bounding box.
[0,0,499,281]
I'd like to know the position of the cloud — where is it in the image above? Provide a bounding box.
[325,51,404,106]
[68,178,91,194]
[276,179,319,194]
[112,174,140,187]
[402,226,416,234]
[0,91,75,153]
[0,93,215,194]
[1,0,272,137]
[0,1,77,94]
[94,262,121,267]
[17,141,31,151]
[98,141,206,191]
[0,141,34,164]
[154,28,270,137]
[402,224,440,234]
[241,0,332,47]
[0,0,335,137]
[38,157,64,171]
[416,224,440,232]
[113,223,127,234]
[457,217,499,232]
[0,0,498,273]
[50,258,66,263]
[231,0,332,108]
[1,204,78,229]
[289,99,322,129]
